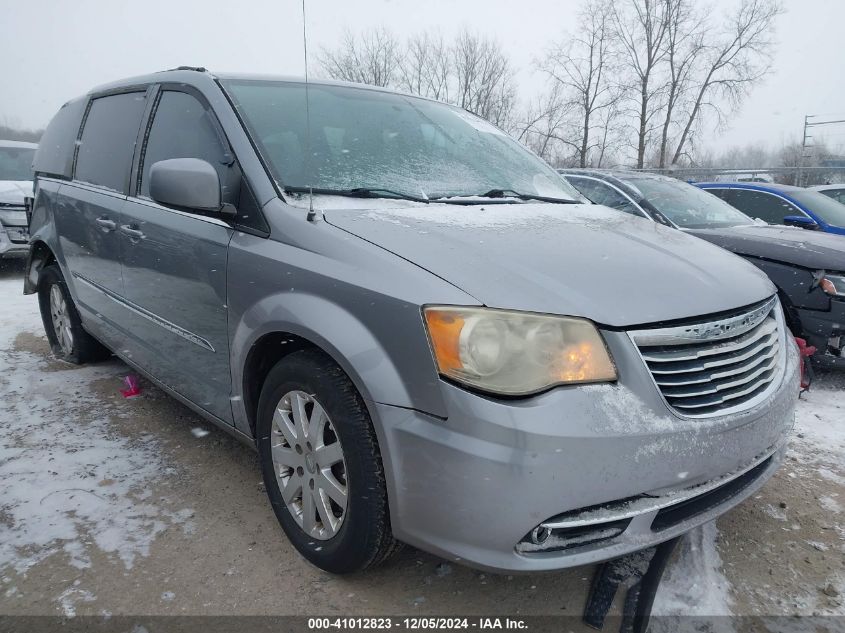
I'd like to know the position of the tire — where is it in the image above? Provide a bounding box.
[256,349,401,573]
[37,264,111,364]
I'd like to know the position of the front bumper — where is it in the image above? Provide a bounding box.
[797,299,845,368]
[0,224,29,257]
[373,330,799,573]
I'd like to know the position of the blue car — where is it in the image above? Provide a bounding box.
[696,182,845,236]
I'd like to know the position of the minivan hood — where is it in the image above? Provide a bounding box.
[323,202,775,327]
[686,225,845,272]
[0,180,32,206]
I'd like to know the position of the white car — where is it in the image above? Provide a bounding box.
[810,183,845,205]
[712,172,774,183]
[0,139,37,258]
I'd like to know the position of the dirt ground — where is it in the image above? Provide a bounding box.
[0,258,842,632]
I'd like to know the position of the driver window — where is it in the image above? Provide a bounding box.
[140,91,237,203]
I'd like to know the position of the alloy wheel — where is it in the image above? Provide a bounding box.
[49,284,74,356]
[271,390,348,540]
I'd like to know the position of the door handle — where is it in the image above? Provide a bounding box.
[95,217,116,231]
[119,224,145,241]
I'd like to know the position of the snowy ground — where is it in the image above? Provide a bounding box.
[0,260,842,630]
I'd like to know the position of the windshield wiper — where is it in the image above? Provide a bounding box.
[431,189,579,205]
[285,186,429,204]
[479,189,580,204]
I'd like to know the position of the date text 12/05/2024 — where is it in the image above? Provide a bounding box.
[308,618,529,630]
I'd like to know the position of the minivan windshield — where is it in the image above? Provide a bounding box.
[789,190,845,228]
[0,146,36,182]
[221,80,580,203]
[624,177,755,228]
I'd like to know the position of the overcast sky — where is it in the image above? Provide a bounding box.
[2,0,843,154]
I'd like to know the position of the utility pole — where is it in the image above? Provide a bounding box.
[799,115,812,187]
[799,114,845,186]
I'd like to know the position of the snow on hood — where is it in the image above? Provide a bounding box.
[0,180,33,206]
[322,201,776,328]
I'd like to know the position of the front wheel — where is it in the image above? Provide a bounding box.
[256,349,400,573]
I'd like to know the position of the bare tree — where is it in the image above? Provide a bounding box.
[516,83,577,163]
[315,2,782,167]
[397,31,450,101]
[715,142,774,168]
[451,30,517,129]
[540,0,622,167]
[592,99,624,167]
[656,0,703,167]
[670,0,782,165]
[0,117,42,143]
[613,0,671,168]
[318,27,517,129]
[317,28,402,87]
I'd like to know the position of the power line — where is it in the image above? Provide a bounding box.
[804,112,845,120]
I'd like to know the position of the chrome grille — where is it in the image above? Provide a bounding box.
[629,297,784,417]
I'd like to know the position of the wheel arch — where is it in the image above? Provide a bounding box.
[231,293,419,438]
[241,330,321,436]
[24,239,57,294]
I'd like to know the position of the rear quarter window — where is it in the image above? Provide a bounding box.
[33,98,87,179]
[75,92,147,193]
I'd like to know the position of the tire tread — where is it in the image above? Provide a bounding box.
[257,349,401,573]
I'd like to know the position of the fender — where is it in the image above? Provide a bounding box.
[743,257,830,312]
[229,290,447,437]
[224,212,476,437]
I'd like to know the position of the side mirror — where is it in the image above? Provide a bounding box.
[783,215,818,230]
[149,158,234,216]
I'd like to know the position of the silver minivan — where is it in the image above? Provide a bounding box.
[25,68,799,574]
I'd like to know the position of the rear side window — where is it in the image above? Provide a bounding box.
[75,92,146,193]
[139,91,232,200]
[33,98,87,179]
[722,189,800,225]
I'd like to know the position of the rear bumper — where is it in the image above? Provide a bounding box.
[797,299,845,367]
[372,332,799,573]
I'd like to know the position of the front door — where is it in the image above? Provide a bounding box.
[119,88,236,423]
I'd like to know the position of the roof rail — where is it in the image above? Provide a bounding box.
[165,66,208,73]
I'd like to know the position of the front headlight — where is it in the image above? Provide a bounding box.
[423,306,616,395]
[821,274,845,297]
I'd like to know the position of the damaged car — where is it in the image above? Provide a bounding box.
[0,140,37,258]
[26,69,799,574]
[562,169,845,367]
